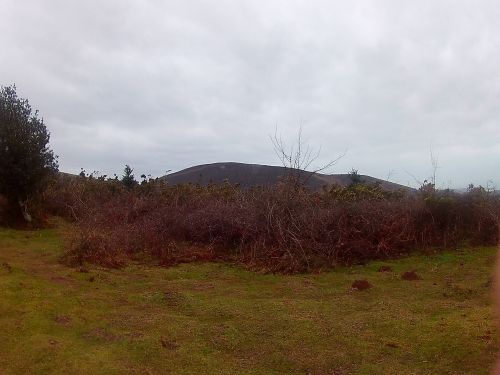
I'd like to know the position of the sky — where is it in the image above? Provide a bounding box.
[1,0,500,188]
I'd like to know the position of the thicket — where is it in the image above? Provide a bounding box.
[41,174,499,273]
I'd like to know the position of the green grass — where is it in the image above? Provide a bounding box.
[0,226,498,374]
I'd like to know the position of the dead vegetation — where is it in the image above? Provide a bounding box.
[38,174,499,273]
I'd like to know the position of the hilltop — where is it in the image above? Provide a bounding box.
[161,162,411,191]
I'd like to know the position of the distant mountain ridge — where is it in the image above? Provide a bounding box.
[160,162,411,191]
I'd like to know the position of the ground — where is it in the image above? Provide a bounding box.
[0,225,498,374]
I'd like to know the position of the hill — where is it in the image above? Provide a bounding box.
[161,162,410,191]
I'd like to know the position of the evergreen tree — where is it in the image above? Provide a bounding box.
[121,164,137,189]
[0,85,58,221]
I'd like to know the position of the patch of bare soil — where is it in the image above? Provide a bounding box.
[479,332,492,341]
[54,315,72,325]
[1,262,12,273]
[401,271,421,280]
[377,265,392,272]
[160,337,179,350]
[351,279,372,290]
[386,342,399,348]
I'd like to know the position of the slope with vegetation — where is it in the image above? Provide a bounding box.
[161,162,410,192]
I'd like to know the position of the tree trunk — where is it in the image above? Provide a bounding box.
[18,200,32,223]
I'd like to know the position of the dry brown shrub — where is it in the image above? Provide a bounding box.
[43,176,499,273]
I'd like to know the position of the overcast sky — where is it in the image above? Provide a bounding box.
[2,0,500,188]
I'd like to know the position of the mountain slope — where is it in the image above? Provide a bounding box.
[161,162,410,191]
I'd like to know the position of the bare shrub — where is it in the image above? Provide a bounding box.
[43,175,499,273]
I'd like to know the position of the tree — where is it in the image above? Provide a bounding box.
[348,168,363,186]
[270,126,345,190]
[0,85,58,222]
[121,164,137,189]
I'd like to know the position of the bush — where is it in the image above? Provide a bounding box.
[42,176,500,273]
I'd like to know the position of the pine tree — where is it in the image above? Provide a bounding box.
[0,85,58,222]
[121,164,137,189]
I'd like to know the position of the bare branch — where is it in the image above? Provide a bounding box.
[270,125,345,189]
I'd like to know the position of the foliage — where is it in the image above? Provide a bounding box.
[121,164,137,189]
[0,85,58,221]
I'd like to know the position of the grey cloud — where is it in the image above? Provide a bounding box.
[1,0,500,187]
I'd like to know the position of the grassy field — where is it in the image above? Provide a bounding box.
[0,226,498,374]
